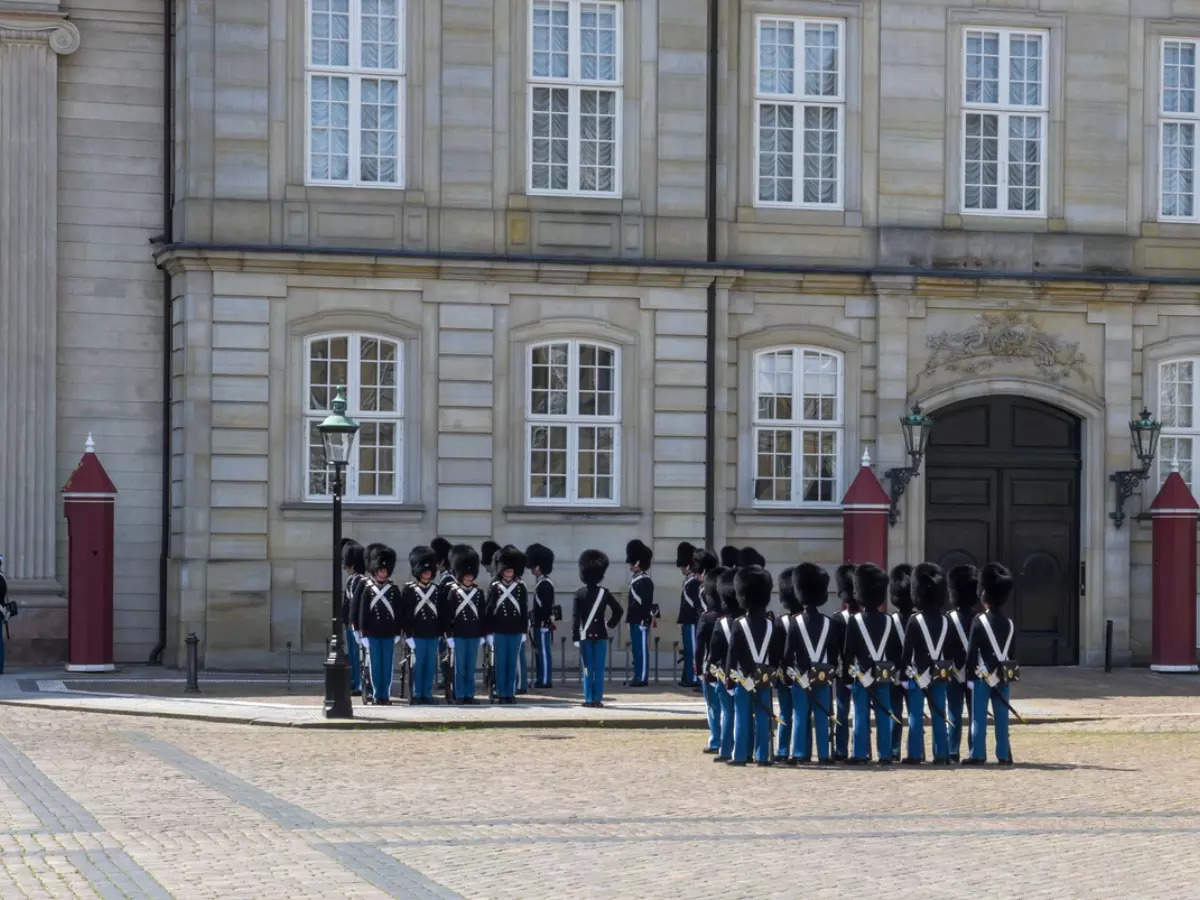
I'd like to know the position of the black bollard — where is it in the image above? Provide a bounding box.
[1104,619,1114,673]
[654,636,660,684]
[185,633,200,694]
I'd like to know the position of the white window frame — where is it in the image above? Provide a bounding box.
[525,339,621,506]
[1159,38,1200,222]
[750,346,844,508]
[304,333,404,503]
[960,27,1048,217]
[305,0,406,189]
[526,0,623,197]
[1157,357,1200,492]
[752,15,845,210]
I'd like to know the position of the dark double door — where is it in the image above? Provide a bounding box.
[924,395,1080,665]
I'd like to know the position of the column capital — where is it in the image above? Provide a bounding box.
[0,10,80,55]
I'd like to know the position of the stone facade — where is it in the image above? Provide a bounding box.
[8,0,1200,668]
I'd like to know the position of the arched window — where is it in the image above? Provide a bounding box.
[752,346,843,506]
[305,334,403,501]
[526,339,620,505]
[1158,357,1198,489]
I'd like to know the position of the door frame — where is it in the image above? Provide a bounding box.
[904,377,1108,665]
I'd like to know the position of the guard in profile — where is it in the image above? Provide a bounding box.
[964,563,1018,766]
[0,553,11,675]
[624,539,655,687]
[696,564,727,754]
[830,563,858,761]
[526,543,558,689]
[706,568,739,762]
[773,567,800,761]
[675,542,702,687]
[572,549,623,708]
[888,563,915,761]
[341,539,367,697]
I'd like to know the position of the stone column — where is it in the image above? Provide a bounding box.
[0,9,79,592]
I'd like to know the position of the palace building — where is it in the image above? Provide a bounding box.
[4,0,1200,669]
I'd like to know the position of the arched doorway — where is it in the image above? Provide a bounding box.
[924,395,1081,664]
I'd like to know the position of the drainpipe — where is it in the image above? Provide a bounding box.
[148,0,175,665]
[703,0,718,549]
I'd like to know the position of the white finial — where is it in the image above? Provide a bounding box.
[1171,457,1180,474]
[85,433,95,454]
[861,446,871,467]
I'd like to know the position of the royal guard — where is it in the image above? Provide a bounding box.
[354,545,402,705]
[844,564,903,764]
[964,563,1018,766]
[944,564,980,762]
[705,568,740,762]
[441,544,485,704]
[695,565,728,754]
[0,554,9,675]
[773,567,800,761]
[830,563,858,761]
[526,543,558,688]
[572,549,623,708]
[341,539,367,697]
[785,562,835,765]
[726,566,783,767]
[481,540,502,581]
[486,545,529,704]
[624,540,655,687]
[720,546,740,570]
[901,563,951,764]
[739,546,766,570]
[676,543,703,687]
[888,563,915,761]
[402,545,442,705]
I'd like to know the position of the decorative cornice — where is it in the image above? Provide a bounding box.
[0,12,80,55]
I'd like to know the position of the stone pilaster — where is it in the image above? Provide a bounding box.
[0,9,79,592]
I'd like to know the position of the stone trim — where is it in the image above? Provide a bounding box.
[0,12,80,54]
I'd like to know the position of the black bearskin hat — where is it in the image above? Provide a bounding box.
[718,568,740,615]
[913,562,948,612]
[497,544,526,578]
[341,539,366,575]
[980,562,1014,607]
[739,546,766,569]
[368,544,397,577]
[481,540,501,569]
[526,542,555,575]
[778,567,799,612]
[948,564,979,610]
[408,545,436,580]
[794,562,831,609]
[675,541,697,569]
[735,565,773,612]
[889,563,914,613]
[692,549,718,575]
[836,563,858,610]
[450,544,480,581]
[855,563,889,611]
[579,549,609,586]
[625,539,653,570]
[720,545,740,568]
[704,566,728,608]
[430,536,452,568]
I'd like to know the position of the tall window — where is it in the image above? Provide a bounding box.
[754,17,844,208]
[962,28,1046,215]
[1161,39,1200,220]
[306,0,405,187]
[1158,358,1198,490]
[528,0,622,196]
[306,335,403,501]
[753,347,843,506]
[526,340,620,505]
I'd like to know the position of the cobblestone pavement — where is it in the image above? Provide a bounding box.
[1,706,1199,898]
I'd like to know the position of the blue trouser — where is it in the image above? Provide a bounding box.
[851,681,893,761]
[718,686,735,757]
[775,681,795,758]
[834,680,852,757]
[947,679,971,757]
[629,623,649,683]
[907,680,949,761]
[535,627,553,686]
[970,680,1012,761]
[703,680,721,750]
[679,625,697,684]
[345,627,361,691]
[494,633,522,699]
[412,637,438,700]
[365,637,395,702]
[453,637,479,700]
[891,685,906,759]
[733,685,773,763]
[791,683,832,761]
[580,638,608,703]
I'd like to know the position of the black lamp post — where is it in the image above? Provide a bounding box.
[318,386,360,719]
[1109,407,1162,529]
[884,404,935,527]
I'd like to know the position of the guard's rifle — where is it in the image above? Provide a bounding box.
[907,661,952,726]
[441,641,455,703]
[483,640,497,703]
[849,662,904,727]
[731,666,779,727]
[785,664,838,723]
[975,661,1025,724]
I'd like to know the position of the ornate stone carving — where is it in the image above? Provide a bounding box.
[924,311,1087,383]
[0,15,81,55]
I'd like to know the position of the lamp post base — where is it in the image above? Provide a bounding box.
[324,636,354,719]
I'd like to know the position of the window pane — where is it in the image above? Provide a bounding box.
[754,428,792,502]
[1007,114,1042,212]
[576,425,615,500]
[532,1,569,78]
[965,30,999,104]
[1162,122,1196,219]
[1160,436,1195,491]
[577,342,616,418]
[1164,40,1197,115]
[311,0,350,67]
[964,112,999,210]
[356,419,398,497]
[308,420,333,496]
[801,105,839,204]
[800,350,840,422]
[531,87,570,191]
[529,424,569,499]
[359,78,401,184]
[800,429,839,503]
[580,3,618,82]
[803,22,839,97]
[758,19,795,95]
[309,336,349,411]
[757,104,794,203]
[579,89,618,193]
[1161,361,1195,428]
[531,342,570,415]
[756,349,794,421]
[1008,33,1042,106]
[310,76,351,182]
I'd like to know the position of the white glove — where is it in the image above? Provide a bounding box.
[573,641,580,649]
[406,638,416,651]
[353,631,363,646]
[393,636,401,645]
[446,637,456,650]
[486,634,495,648]
[519,633,527,646]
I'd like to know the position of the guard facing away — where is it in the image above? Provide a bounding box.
[572,549,623,708]
[355,545,402,705]
[707,568,740,762]
[773,567,801,761]
[830,563,858,761]
[486,545,529,704]
[785,562,835,765]
[845,564,904,764]
[726,566,783,766]
[902,563,952,764]
[696,565,728,754]
[481,540,502,582]
[964,563,1018,766]
[341,539,367,697]
[719,546,740,570]
[625,539,655,687]
[402,546,442,705]
[527,543,559,688]
[888,563,915,761]
[945,564,980,762]
[442,544,485,704]
[676,542,703,687]
[351,542,386,704]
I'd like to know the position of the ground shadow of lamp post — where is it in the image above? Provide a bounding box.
[884,405,935,527]
[1109,407,1162,529]
[319,386,360,718]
